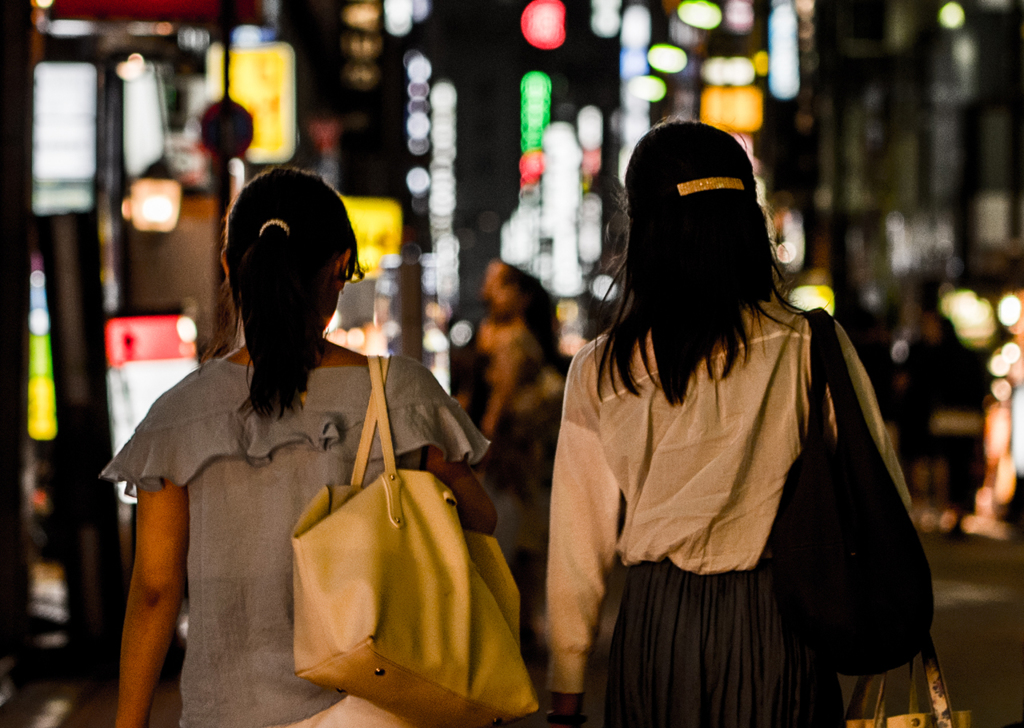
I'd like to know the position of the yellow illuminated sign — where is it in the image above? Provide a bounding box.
[700,85,764,133]
[207,43,296,163]
[342,196,403,275]
[28,333,57,440]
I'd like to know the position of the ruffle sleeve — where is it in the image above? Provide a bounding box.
[99,408,369,497]
[383,398,490,467]
[100,357,489,496]
[354,355,490,468]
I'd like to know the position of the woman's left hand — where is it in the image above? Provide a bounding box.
[424,445,497,534]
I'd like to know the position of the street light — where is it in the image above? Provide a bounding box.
[127,163,181,233]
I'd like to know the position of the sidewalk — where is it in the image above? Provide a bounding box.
[0,678,180,728]
[2,532,1022,727]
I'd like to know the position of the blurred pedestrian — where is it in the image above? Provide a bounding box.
[475,259,565,656]
[102,168,494,728]
[838,304,896,422]
[546,121,908,727]
[900,307,986,535]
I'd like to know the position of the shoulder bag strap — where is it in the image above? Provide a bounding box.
[806,312,829,427]
[367,356,405,528]
[803,307,891,530]
[349,356,391,489]
[803,308,870,450]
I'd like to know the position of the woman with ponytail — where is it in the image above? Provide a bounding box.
[104,168,495,728]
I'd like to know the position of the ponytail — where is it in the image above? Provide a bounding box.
[237,222,324,415]
[219,168,361,417]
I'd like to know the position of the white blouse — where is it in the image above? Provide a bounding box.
[546,303,908,693]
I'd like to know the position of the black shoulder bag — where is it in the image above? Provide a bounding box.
[769,308,934,676]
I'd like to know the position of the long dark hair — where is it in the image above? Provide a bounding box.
[599,121,787,404]
[215,168,362,416]
[500,264,561,370]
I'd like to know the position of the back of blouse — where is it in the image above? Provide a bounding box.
[102,356,488,728]
[546,303,907,694]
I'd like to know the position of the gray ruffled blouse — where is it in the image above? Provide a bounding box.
[101,356,489,728]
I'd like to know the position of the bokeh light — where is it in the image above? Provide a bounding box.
[990,352,1011,378]
[677,0,723,30]
[998,294,1021,327]
[406,167,430,195]
[176,316,198,344]
[702,56,756,86]
[648,44,688,74]
[941,288,996,348]
[449,320,474,347]
[938,1,965,29]
[753,50,769,76]
[790,285,835,315]
[627,75,667,102]
[521,0,566,50]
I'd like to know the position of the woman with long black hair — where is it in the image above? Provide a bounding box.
[545,122,908,727]
[104,168,495,728]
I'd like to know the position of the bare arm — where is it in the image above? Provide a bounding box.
[116,480,188,728]
[423,445,497,535]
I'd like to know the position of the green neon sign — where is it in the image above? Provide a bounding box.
[521,71,552,153]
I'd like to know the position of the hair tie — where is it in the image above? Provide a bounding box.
[676,177,745,197]
[260,218,291,237]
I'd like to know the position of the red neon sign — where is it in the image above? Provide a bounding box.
[105,316,194,368]
[521,0,566,50]
[520,150,545,187]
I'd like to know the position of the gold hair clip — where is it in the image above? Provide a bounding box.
[676,177,745,197]
[260,218,291,236]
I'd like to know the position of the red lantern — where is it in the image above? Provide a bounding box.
[521,0,566,50]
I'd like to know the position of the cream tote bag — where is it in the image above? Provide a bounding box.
[292,356,538,728]
[845,636,970,728]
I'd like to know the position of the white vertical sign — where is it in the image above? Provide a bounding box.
[429,81,459,311]
[32,62,97,215]
[542,123,584,297]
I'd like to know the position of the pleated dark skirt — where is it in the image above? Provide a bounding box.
[605,560,843,728]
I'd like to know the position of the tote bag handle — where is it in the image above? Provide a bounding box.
[845,635,958,728]
[345,356,405,529]
[349,356,391,488]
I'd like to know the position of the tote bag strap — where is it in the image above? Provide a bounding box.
[349,356,391,489]
[843,638,953,728]
[366,355,406,528]
[922,634,955,728]
[845,673,887,727]
[367,354,399,477]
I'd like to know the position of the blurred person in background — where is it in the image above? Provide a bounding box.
[475,259,566,656]
[837,304,896,422]
[899,305,986,536]
[103,168,494,728]
[546,121,907,727]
